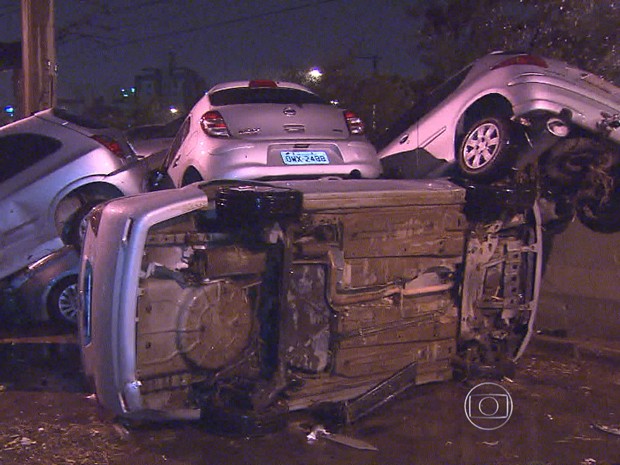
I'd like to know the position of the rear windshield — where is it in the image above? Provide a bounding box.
[374,64,473,150]
[52,107,109,130]
[209,87,326,106]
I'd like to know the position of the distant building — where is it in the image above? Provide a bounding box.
[135,54,205,117]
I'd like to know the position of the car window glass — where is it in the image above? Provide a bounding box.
[0,133,62,182]
[209,88,326,106]
[376,65,473,150]
[163,116,191,169]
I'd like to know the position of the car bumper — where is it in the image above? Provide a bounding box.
[172,140,382,185]
[80,184,211,418]
[507,76,620,143]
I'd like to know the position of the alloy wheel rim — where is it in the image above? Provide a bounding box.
[463,122,501,169]
[57,283,79,323]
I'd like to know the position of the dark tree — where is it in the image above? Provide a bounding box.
[407,0,619,83]
[280,58,418,144]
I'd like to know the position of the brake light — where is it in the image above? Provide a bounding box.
[491,54,548,70]
[344,110,365,135]
[91,135,125,158]
[249,79,278,88]
[200,110,231,138]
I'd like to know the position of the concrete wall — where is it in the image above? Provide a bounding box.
[537,219,620,340]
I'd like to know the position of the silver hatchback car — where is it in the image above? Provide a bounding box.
[378,51,620,182]
[0,108,148,282]
[164,80,381,186]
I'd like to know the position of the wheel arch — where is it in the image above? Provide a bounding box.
[455,94,518,182]
[181,166,204,186]
[458,94,514,139]
[54,182,124,237]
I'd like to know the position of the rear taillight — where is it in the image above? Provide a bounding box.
[344,110,365,135]
[200,110,231,138]
[491,54,548,70]
[91,135,125,158]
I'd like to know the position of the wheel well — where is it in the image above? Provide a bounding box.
[47,274,78,309]
[182,167,204,186]
[54,183,124,236]
[459,94,514,135]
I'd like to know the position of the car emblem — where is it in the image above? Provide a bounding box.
[238,128,261,135]
[283,107,297,116]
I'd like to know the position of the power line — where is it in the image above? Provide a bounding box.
[104,0,342,50]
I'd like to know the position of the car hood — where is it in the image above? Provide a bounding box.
[216,103,351,141]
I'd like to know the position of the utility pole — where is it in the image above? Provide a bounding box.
[20,0,56,117]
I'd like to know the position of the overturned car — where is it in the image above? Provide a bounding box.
[79,178,541,430]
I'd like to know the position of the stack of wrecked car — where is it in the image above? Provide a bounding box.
[77,52,620,432]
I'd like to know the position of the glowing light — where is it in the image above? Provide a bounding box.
[308,68,322,80]
[169,106,179,114]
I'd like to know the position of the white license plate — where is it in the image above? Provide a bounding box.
[281,151,330,165]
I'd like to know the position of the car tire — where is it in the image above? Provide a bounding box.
[457,116,516,182]
[541,137,615,188]
[47,275,79,327]
[62,202,98,249]
[575,185,620,233]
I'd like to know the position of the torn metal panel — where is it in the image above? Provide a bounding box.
[343,362,418,423]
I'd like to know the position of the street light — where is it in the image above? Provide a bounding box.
[307,67,322,81]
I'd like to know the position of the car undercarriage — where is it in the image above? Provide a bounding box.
[103,180,541,432]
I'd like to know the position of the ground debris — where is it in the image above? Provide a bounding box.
[555,434,603,443]
[0,416,128,464]
[592,423,620,436]
[306,424,378,451]
[3,435,36,450]
[113,423,131,441]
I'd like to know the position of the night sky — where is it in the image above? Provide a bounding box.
[0,0,419,104]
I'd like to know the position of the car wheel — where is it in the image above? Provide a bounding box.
[458,117,515,182]
[575,185,620,233]
[48,276,79,326]
[541,137,615,189]
[62,202,98,249]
